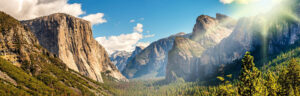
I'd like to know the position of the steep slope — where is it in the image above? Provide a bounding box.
[170,1,300,82]
[166,37,204,82]
[110,46,145,72]
[21,13,126,82]
[110,51,131,72]
[0,11,112,95]
[122,32,190,79]
[166,14,236,82]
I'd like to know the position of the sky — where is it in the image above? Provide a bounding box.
[0,0,283,54]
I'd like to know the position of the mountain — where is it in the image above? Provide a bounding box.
[0,11,111,95]
[21,13,126,82]
[166,37,205,82]
[166,14,236,82]
[122,32,190,79]
[110,51,131,72]
[110,46,145,72]
[167,3,300,82]
[198,13,300,78]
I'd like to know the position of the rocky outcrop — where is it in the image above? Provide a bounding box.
[0,11,112,95]
[122,32,190,79]
[167,3,300,82]
[110,51,131,72]
[110,46,145,72]
[199,14,300,74]
[191,14,235,48]
[166,14,236,82]
[21,13,126,82]
[166,37,204,82]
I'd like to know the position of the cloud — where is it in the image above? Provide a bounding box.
[134,23,143,33]
[0,0,84,20]
[130,19,135,23]
[82,13,107,25]
[144,34,155,38]
[220,0,235,4]
[136,42,150,48]
[96,23,152,54]
[96,32,143,54]
[0,0,106,26]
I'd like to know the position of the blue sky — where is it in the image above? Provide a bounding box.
[70,0,235,43]
[1,0,279,53]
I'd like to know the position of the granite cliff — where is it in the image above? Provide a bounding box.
[21,13,127,82]
[0,11,112,95]
[122,32,190,79]
[110,46,145,72]
[166,14,236,82]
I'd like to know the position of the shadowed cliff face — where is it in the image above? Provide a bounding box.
[21,13,127,82]
[166,37,204,82]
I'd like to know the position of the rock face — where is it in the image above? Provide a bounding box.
[0,12,40,66]
[191,14,236,47]
[166,37,204,82]
[0,11,111,95]
[166,14,236,82]
[122,32,190,79]
[167,3,300,82]
[21,13,126,82]
[110,51,131,72]
[199,15,300,73]
[110,46,145,72]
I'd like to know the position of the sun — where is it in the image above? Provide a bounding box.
[232,0,285,18]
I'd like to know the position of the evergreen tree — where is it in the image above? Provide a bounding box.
[265,71,277,96]
[238,52,262,96]
[278,58,300,95]
[217,74,235,96]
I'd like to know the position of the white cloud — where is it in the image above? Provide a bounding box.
[0,0,84,20]
[144,34,155,38]
[130,19,135,23]
[0,0,106,26]
[134,23,143,33]
[220,0,235,4]
[136,42,150,48]
[96,32,143,54]
[82,13,107,25]
[96,23,152,54]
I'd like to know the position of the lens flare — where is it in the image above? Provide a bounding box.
[232,0,285,18]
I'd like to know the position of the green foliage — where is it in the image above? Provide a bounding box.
[278,58,300,96]
[264,71,278,96]
[217,74,236,96]
[0,57,54,95]
[0,79,30,96]
[238,52,263,96]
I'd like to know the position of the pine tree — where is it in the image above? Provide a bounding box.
[265,71,277,96]
[238,52,262,96]
[278,58,300,96]
[217,74,235,96]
